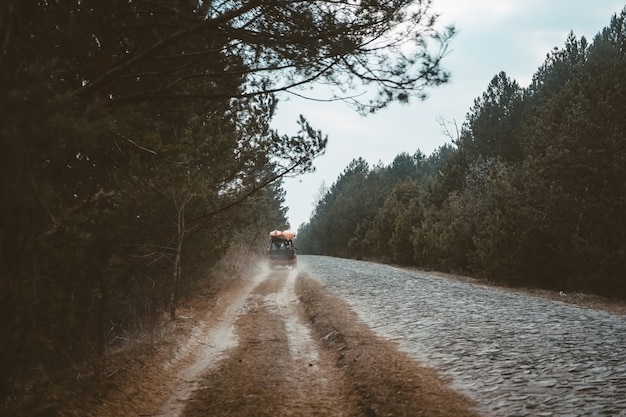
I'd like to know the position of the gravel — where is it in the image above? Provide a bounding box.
[301,255,626,417]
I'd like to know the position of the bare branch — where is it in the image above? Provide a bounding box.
[74,0,263,98]
[44,189,115,237]
[112,130,157,156]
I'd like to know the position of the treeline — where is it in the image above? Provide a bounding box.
[298,8,626,298]
[0,3,309,405]
[0,0,453,409]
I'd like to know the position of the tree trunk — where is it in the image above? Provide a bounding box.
[170,203,185,321]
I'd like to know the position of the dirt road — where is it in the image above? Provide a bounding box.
[84,255,626,417]
[91,264,481,417]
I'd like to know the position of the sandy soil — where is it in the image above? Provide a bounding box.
[16,261,624,417]
[84,265,482,417]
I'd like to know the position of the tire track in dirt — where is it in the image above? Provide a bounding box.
[259,268,354,415]
[263,268,319,367]
[156,269,267,417]
[179,268,479,417]
[84,262,479,417]
[182,268,358,417]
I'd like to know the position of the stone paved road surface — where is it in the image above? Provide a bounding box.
[301,255,626,417]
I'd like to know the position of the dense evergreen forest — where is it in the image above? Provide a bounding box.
[298,8,626,298]
[0,0,452,409]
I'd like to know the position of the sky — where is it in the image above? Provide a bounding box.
[270,0,626,231]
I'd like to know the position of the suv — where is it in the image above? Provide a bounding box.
[268,235,297,269]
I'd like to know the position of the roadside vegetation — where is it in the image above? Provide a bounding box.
[298,8,626,299]
[0,0,452,411]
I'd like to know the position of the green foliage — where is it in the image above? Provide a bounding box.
[299,151,450,260]
[302,158,372,257]
[299,7,626,299]
[515,13,626,292]
[463,72,525,162]
[387,180,423,264]
[2,0,452,406]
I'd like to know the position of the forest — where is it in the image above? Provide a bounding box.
[0,0,453,410]
[298,8,626,299]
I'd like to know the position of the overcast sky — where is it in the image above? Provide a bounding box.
[270,1,625,231]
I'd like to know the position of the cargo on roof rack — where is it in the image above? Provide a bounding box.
[267,229,297,269]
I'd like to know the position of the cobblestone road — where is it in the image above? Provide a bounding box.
[301,255,626,417]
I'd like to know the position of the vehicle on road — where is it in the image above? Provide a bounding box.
[268,229,297,269]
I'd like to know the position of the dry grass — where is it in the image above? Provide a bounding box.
[296,272,483,417]
[415,268,626,316]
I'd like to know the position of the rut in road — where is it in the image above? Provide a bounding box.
[181,268,358,416]
[157,269,267,417]
[177,268,480,417]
